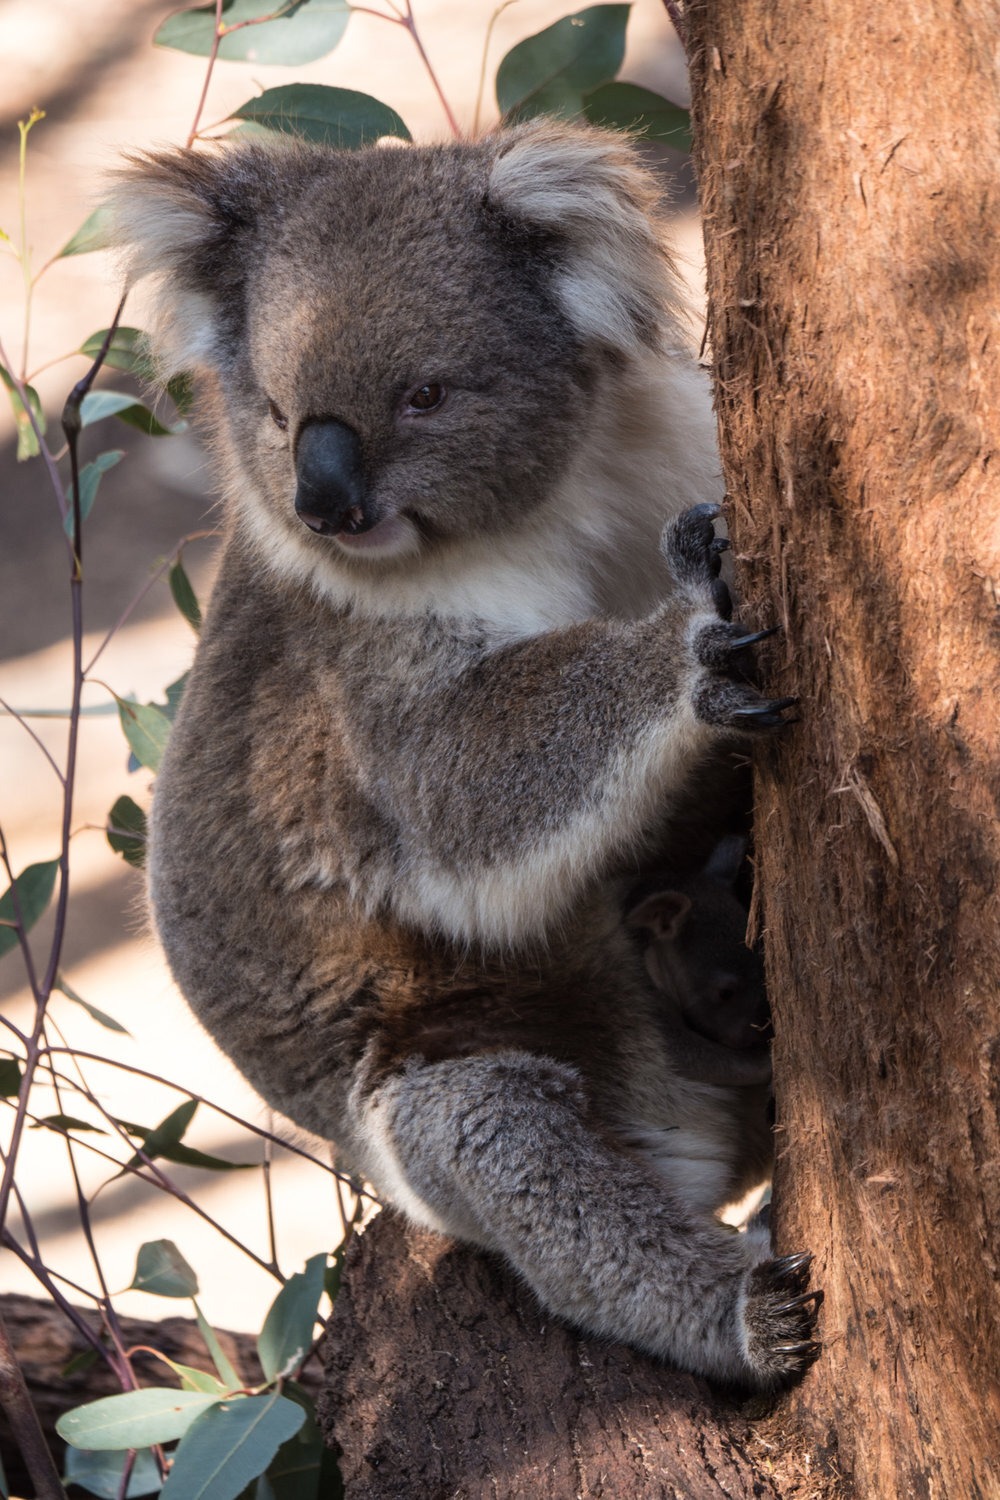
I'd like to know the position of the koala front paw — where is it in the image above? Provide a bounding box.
[742,1251,823,1389]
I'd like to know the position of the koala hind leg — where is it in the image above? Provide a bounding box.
[358,1051,820,1390]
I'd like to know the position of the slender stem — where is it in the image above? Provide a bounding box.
[43,1047,376,1192]
[82,528,217,676]
[263,1116,279,1271]
[17,110,45,382]
[400,2,461,139]
[0,1307,66,1500]
[473,0,522,136]
[187,0,225,146]
[0,332,67,521]
[0,696,66,785]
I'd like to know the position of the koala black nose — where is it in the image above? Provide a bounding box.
[294,418,370,536]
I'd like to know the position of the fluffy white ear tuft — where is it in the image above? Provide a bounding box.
[487,120,686,357]
[103,142,284,380]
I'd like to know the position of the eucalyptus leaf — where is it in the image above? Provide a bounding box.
[495,5,630,121]
[56,1388,221,1450]
[124,1099,198,1167]
[107,793,148,870]
[65,449,124,541]
[0,858,59,960]
[231,85,410,148]
[261,1381,333,1500]
[59,205,114,257]
[63,1445,162,1498]
[159,1393,306,1500]
[170,560,202,632]
[257,1254,327,1382]
[80,389,185,437]
[115,697,173,772]
[30,1113,107,1135]
[79,327,154,380]
[195,1301,242,1391]
[0,1058,23,1097]
[156,0,351,66]
[130,1238,200,1298]
[1,364,46,461]
[583,81,691,147]
[55,973,131,1033]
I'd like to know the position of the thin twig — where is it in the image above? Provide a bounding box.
[0,696,66,785]
[83,529,218,676]
[473,0,522,135]
[186,0,226,146]
[399,0,461,138]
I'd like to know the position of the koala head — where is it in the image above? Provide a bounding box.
[107,122,686,590]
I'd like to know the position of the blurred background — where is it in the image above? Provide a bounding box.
[0,0,697,1336]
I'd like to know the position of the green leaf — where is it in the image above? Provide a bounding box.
[107,793,148,870]
[57,1388,222,1450]
[80,389,186,437]
[0,1058,23,1097]
[495,5,630,122]
[0,859,59,959]
[257,1254,326,1382]
[161,1357,230,1396]
[230,85,410,148]
[130,1238,201,1298]
[61,1346,101,1379]
[160,1392,306,1500]
[582,81,691,147]
[261,1382,334,1500]
[55,973,131,1033]
[195,1301,242,1391]
[79,327,154,380]
[59,205,114,258]
[0,364,46,461]
[156,0,351,65]
[124,1099,198,1167]
[161,672,190,723]
[30,1113,107,1135]
[115,697,173,772]
[154,1141,256,1172]
[64,1445,162,1497]
[170,560,202,632]
[65,449,125,541]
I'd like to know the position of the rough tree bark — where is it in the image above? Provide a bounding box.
[321,6,999,1496]
[684,3,1000,1496]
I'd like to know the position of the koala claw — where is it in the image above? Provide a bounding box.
[743,1252,823,1387]
[729,696,798,726]
[664,504,724,586]
[727,625,780,651]
[710,535,730,557]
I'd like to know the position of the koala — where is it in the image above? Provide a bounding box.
[625,835,773,1085]
[108,120,820,1388]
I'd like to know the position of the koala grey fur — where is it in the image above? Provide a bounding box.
[109,120,820,1388]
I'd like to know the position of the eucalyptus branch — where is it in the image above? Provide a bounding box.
[398,0,461,138]
[473,0,522,135]
[43,1046,379,1195]
[0,332,67,521]
[186,0,225,145]
[0,695,66,785]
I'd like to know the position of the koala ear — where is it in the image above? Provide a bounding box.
[486,120,684,356]
[103,140,289,379]
[626,890,692,942]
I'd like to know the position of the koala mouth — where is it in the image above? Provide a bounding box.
[331,512,419,559]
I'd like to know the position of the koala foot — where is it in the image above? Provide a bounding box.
[742,1252,823,1389]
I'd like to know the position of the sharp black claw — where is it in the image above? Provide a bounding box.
[774,1290,824,1315]
[773,1340,823,1362]
[727,626,780,650]
[770,1251,813,1279]
[730,696,798,725]
[686,501,722,523]
[710,536,730,555]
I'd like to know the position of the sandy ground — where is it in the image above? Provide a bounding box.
[0,0,700,1339]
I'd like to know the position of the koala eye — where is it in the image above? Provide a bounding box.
[267,399,288,431]
[405,383,446,414]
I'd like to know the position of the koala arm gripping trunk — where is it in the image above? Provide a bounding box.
[339,508,786,950]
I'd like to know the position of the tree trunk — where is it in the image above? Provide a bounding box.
[684,3,1000,1496]
[319,1211,837,1500]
